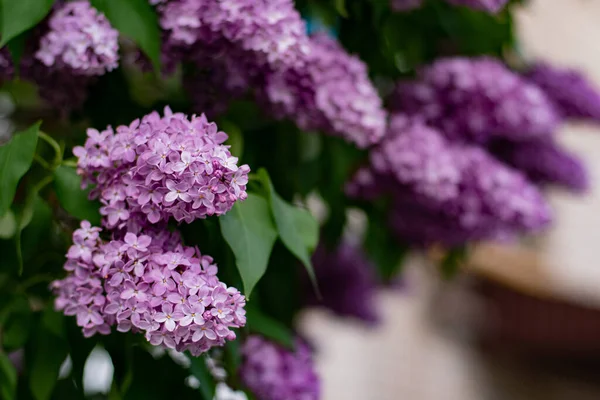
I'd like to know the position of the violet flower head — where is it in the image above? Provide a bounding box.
[73,107,250,230]
[263,33,387,148]
[490,138,589,193]
[445,0,509,13]
[347,115,552,245]
[35,0,119,76]
[307,242,379,324]
[240,336,320,400]
[390,0,423,12]
[392,57,559,144]
[52,221,246,355]
[525,62,600,121]
[159,0,309,69]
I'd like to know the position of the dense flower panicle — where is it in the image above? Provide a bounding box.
[262,33,387,148]
[306,242,379,323]
[490,139,589,192]
[35,1,119,76]
[73,107,249,229]
[159,0,309,69]
[347,116,552,244]
[392,57,559,144]
[240,336,320,400]
[525,62,600,121]
[52,221,246,355]
[390,0,423,11]
[445,0,509,13]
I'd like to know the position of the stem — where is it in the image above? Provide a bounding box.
[38,131,63,169]
[33,154,51,170]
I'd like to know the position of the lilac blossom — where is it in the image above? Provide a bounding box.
[392,57,559,144]
[52,221,246,355]
[0,48,13,83]
[525,62,600,122]
[262,33,387,148]
[306,242,380,324]
[73,107,249,230]
[240,336,320,400]
[490,138,589,192]
[347,115,552,245]
[445,0,509,13]
[35,1,119,76]
[158,0,309,70]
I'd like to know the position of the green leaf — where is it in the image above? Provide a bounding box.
[246,306,294,349]
[91,0,161,71]
[29,307,68,400]
[15,192,52,274]
[0,0,55,47]
[53,165,101,225]
[364,216,408,282]
[0,350,17,400]
[256,169,320,292]
[0,122,40,216]
[2,295,32,350]
[220,119,244,159]
[219,194,277,297]
[0,209,16,239]
[334,0,348,17]
[187,355,216,400]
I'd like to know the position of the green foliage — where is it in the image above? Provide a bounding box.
[53,166,101,225]
[29,307,69,400]
[256,169,320,293]
[0,0,55,46]
[0,123,40,217]
[0,349,17,400]
[188,356,217,400]
[246,306,294,349]
[91,0,162,71]
[220,194,278,297]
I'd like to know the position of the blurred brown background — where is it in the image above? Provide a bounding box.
[300,1,600,398]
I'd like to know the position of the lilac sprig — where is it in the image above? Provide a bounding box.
[525,62,600,122]
[52,221,246,355]
[35,0,119,76]
[445,0,509,13]
[240,336,320,400]
[158,0,309,69]
[392,57,559,144]
[490,138,589,193]
[73,107,249,230]
[262,33,387,148]
[347,115,552,244]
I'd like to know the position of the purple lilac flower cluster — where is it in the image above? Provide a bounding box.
[0,48,13,83]
[158,0,309,69]
[490,139,589,193]
[525,62,600,121]
[240,336,320,400]
[392,57,559,144]
[347,115,552,245]
[73,107,249,230]
[35,0,119,76]
[306,242,379,324]
[262,33,387,148]
[52,221,246,355]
